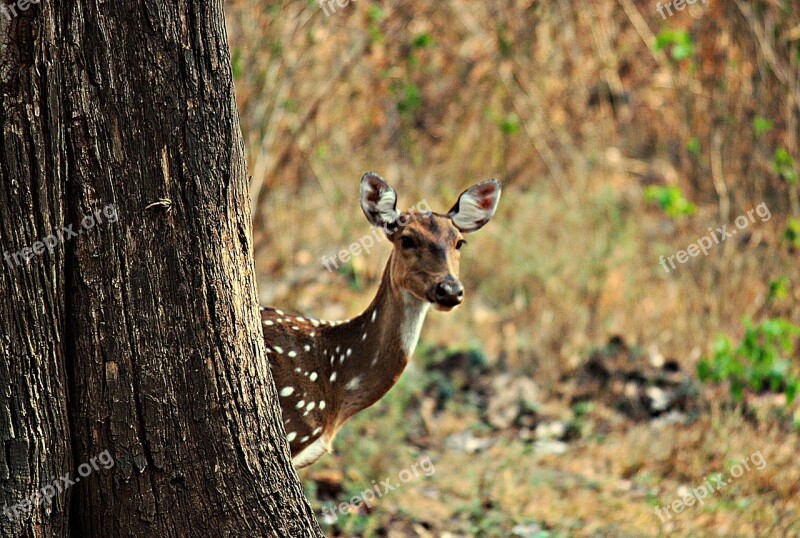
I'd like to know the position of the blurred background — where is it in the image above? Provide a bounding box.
[227,1,800,536]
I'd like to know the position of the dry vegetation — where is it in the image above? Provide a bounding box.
[226,1,800,536]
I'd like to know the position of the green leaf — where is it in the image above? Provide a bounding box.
[787,380,798,405]
[697,360,713,382]
[753,117,772,137]
[655,29,695,61]
[367,5,384,22]
[672,43,693,61]
[498,113,520,135]
[767,277,789,302]
[774,148,798,184]
[644,185,696,219]
[396,83,421,114]
[782,218,800,249]
[411,32,433,48]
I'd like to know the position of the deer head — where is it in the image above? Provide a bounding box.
[359,172,501,311]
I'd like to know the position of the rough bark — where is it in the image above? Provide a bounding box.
[0,1,322,536]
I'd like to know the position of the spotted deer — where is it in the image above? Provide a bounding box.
[261,173,501,467]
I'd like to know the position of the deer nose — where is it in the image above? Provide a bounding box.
[433,278,464,307]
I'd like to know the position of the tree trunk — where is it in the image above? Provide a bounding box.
[0,2,322,536]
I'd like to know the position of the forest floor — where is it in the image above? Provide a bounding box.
[229,0,800,535]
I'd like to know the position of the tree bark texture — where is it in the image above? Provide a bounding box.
[0,1,323,536]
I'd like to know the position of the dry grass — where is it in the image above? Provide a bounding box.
[226,0,800,535]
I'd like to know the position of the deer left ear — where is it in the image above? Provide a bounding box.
[448,179,501,233]
[360,172,399,232]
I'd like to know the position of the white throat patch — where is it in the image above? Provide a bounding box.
[400,292,430,357]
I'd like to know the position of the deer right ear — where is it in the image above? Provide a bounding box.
[448,179,501,233]
[360,172,399,232]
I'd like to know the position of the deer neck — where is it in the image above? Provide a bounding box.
[325,255,430,421]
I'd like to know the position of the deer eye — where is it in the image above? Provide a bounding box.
[456,239,466,250]
[399,236,416,249]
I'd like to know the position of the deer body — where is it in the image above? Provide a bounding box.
[261,173,500,467]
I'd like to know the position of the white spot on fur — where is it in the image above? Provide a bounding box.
[346,377,361,391]
[297,316,306,322]
[286,432,296,442]
[280,387,294,397]
[291,326,300,331]
[339,354,345,364]
[294,367,302,373]
[312,427,322,436]
[310,372,318,382]
[275,309,285,315]
[296,400,305,408]
[274,346,283,354]
[288,350,297,358]
[309,331,315,337]
[301,436,309,443]
[263,320,274,326]
[330,372,337,382]
[304,344,311,352]
[319,401,326,409]
[371,310,377,322]
[346,348,352,357]
[306,401,316,411]
[362,332,367,341]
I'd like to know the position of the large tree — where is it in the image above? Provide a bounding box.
[0,1,322,536]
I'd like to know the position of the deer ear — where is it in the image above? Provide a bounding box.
[360,172,399,231]
[448,179,501,233]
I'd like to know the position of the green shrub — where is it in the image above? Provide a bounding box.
[697,318,800,404]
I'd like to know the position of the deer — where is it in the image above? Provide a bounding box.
[261,172,501,468]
